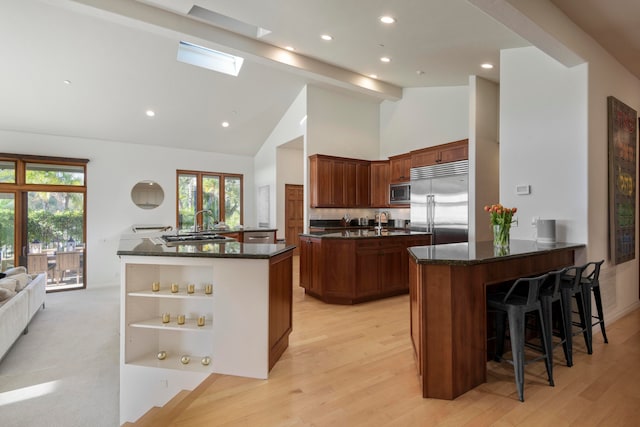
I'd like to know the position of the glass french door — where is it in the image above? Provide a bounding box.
[26,191,85,290]
[0,192,15,271]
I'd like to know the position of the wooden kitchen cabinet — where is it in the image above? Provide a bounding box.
[411,139,468,168]
[370,160,390,208]
[309,155,370,208]
[299,233,431,304]
[299,236,322,295]
[389,153,412,183]
[355,240,405,297]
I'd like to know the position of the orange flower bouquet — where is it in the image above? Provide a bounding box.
[484,204,517,248]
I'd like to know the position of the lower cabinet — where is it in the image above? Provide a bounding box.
[355,240,405,297]
[299,235,431,304]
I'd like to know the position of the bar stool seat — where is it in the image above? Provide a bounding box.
[487,273,553,402]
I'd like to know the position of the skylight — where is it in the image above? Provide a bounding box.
[177,41,244,77]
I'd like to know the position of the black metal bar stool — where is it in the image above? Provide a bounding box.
[561,260,607,356]
[487,273,553,402]
[559,265,587,364]
[583,260,607,345]
[538,268,572,369]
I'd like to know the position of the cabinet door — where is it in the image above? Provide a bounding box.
[390,154,411,183]
[343,161,357,207]
[355,241,381,297]
[411,147,439,168]
[439,141,468,163]
[370,161,390,207]
[331,159,345,207]
[356,162,370,207]
[379,244,406,293]
[299,237,312,290]
[309,156,334,207]
[300,237,322,294]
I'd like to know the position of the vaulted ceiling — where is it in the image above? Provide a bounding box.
[0,1,637,156]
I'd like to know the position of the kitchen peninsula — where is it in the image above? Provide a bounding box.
[407,240,585,400]
[299,229,431,304]
[116,233,294,424]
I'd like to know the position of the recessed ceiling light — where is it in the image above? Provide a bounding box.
[63,80,71,85]
[416,70,425,75]
[379,16,396,24]
[320,34,333,41]
[145,110,155,117]
[369,74,378,79]
[221,121,230,128]
[285,46,295,51]
[481,63,494,69]
[380,57,391,63]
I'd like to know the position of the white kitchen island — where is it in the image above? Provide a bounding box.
[117,234,294,424]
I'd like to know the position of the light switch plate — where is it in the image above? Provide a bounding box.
[516,184,531,195]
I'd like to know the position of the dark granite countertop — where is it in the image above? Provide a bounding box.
[202,226,277,234]
[300,229,431,239]
[117,232,293,259]
[408,240,585,265]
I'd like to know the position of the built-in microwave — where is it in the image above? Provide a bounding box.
[390,182,411,204]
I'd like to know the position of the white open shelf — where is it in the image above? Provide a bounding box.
[129,318,212,332]
[126,353,214,372]
[128,289,213,299]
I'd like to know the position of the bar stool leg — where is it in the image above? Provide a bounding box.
[537,307,554,386]
[507,309,526,402]
[494,311,506,362]
[592,285,608,343]
[560,287,574,366]
[575,283,593,354]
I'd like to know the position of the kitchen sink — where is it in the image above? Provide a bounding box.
[159,232,236,246]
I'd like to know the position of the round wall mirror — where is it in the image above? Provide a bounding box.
[131,180,164,209]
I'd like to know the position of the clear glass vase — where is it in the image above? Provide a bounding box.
[493,224,510,249]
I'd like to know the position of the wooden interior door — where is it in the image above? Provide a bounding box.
[285,184,303,255]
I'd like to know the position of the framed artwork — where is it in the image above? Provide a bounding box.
[607,96,637,265]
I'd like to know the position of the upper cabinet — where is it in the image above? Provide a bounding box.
[370,161,390,208]
[309,155,370,208]
[389,153,411,183]
[309,139,468,209]
[411,139,468,169]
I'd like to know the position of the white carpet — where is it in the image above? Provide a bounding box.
[0,283,120,427]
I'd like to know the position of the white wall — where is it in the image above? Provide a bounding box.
[500,0,640,321]
[0,130,255,286]
[500,46,588,243]
[254,87,307,239]
[276,141,304,238]
[306,85,380,160]
[469,76,500,242]
[380,86,469,157]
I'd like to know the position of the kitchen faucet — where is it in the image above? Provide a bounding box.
[193,209,213,232]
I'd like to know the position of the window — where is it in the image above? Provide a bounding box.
[0,161,15,183]
[25,163,85,185]
[177,170,243,232]
[0,154,88,291]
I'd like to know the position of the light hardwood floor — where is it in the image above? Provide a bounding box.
[162,257,640,426]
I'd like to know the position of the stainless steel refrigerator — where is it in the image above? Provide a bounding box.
[410,160,468,244]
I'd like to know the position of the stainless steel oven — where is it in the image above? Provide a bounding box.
[390,182,411,204]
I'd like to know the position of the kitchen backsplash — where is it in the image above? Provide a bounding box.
[309,207,410,221]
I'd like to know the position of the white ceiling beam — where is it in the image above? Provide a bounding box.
[469,0,584,68]
[59,0,402,101]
